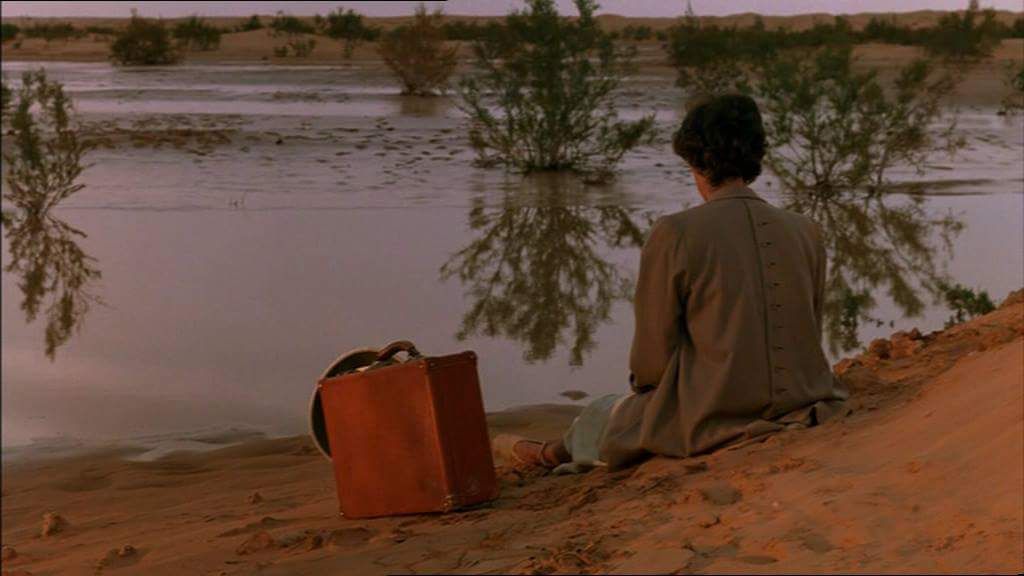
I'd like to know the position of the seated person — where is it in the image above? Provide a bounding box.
[497,94,849,472]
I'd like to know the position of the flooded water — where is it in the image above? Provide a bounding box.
[2,61,1022,458]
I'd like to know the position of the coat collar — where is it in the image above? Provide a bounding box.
[706,182,765,204]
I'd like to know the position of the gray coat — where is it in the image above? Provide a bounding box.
[599,184,849,469]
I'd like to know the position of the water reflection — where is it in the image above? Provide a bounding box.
[1,210,102,359]
[2,70,100,359]
[441,176,650,366]
[783,187,963,353]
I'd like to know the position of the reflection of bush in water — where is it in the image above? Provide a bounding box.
[2,70,101,359]
[441,177,651,366]
[2,213,103,359]
[785,188,963,354]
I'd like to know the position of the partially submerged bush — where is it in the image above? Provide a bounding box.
[458,0,655,179]
[321,8,379,58]
[379,5,457,96]
[1,71,101,359]
[752,45,961,193]
[173,15,222,51]
[109,12,182,65]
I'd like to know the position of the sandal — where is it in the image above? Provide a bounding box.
[492,434,562,469]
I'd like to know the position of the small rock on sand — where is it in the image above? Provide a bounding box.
[118,545,136,557]
[867,338,892,359]
[247,491,263,505]
[696,512,720,528]
[1,545,17,560]
[890,329,925,359]
[236,531,276,555]
[41,512,67,537]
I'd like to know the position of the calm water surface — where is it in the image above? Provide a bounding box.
[2,62,1022,458]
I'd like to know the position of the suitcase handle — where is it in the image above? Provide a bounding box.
[376,340,422,363]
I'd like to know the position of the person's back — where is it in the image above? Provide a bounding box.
[496,94,848,473]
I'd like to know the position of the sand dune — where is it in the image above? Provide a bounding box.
[2,290,1021,575]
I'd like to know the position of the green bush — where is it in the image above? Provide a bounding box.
[173,15,222,51]
[23,22,82,42]
[321,8,379,58]
[379,6,457,95]
[924,0,1000,62]
[1,77,10,120]
[458,0,655,179]
[270,12,315,36]
[238,14,263,32]
[1,22,19,42]
[750,45,961,193]
[938,282,995,327]
[109,12,182,65]
[84,25,116,36]
[1000,61,1024,115]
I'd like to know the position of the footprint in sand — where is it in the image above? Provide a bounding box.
[698,482,743,506]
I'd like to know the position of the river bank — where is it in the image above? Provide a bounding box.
[2,290,1021,575]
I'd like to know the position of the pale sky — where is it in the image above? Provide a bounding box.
[1,0,1021,18]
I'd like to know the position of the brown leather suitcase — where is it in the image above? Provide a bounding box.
[317,341,499,518]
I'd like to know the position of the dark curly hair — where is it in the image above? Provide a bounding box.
[672,94,766,187]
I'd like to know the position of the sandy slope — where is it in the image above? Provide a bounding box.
[2,291,1021,575]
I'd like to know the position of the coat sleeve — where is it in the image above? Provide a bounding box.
[628,218,685,392]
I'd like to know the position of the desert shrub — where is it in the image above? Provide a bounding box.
[270,12,315,36]
[442,20,484,41]
[1010,16,1024,38]
[289,37,316,57]
[238,15,263,32]
[321,8,379,58]
[999,61,1024,115]
[938,282,995,327]
[379,5,457,96]
[84,25,116,36]
[458,0,655,179]
[109,12,182,65]
[1,77,10,120]
[666,18,775,96]
[748,45,961,193]
[924,0,1000,62]
[173,15,222,51]
[1,22,19,42]
[272,45,288,58]
[620,24,653,41]
[23,22,82,42]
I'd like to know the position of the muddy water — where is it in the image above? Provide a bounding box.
[2,62,1022,457]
